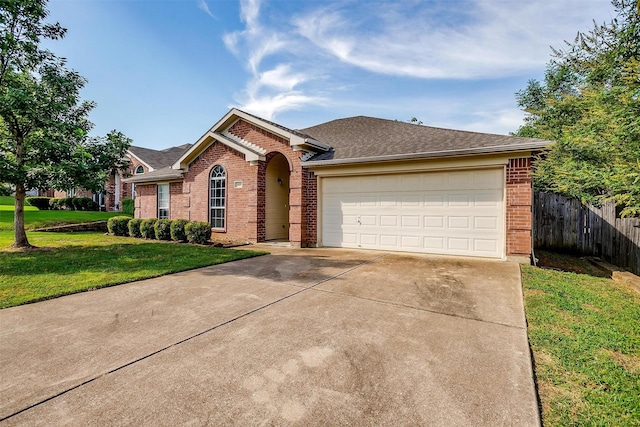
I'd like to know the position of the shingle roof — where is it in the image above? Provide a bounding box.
[128,143,193,170]
[299,116,551,163]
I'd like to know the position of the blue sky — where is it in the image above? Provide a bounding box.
[45,0,615,150]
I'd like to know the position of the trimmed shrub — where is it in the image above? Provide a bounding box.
[170,219,189,242]
[122,197,134,216]
[85,199,99,211]
[63,197,74,210]
[71,197,82,211]
[128,218,143,238]
[107,216,131,236]
[185,221,211,245]
[140,218,157,239]
[25,197,51,210]
[74,197,92,211]
[49,198,63,210]
[154,219,172,241]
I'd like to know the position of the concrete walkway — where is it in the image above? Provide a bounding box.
[0,246,540,426]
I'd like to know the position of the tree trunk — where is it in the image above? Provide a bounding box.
[12,183,31,248]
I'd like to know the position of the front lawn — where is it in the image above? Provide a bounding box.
[1,197,267,308]
[0,231,266,308]
[0,196,123,230]
[522,253,640,426]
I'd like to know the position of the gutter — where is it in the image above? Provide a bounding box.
[303,142,552,167]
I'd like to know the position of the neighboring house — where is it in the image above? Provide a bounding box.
[124,108,551,261]
[47,144,192,211]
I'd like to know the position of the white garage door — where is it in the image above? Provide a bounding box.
[321,168,504,258]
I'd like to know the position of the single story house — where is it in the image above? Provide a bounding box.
[46,144,192,211]
[124,108,551,261]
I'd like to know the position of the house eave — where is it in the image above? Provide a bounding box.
[303,142,551,168]
[122,171,184,184]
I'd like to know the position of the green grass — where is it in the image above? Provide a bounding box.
[0,196,124,231]
[522,257,640,426]
[1,197,267,308]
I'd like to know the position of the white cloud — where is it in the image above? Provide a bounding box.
[221,0,613,126]
[293,1,613,79]
[233,92,323,120]
[222,0,321,119]
[463,108,527,135]
[197,0,215,19]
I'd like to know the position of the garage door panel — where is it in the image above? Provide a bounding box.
[401,235,421,248]
[360,215,377,226]
[448,216,470,229]
[401,216,420,227]
[380,215,398,226]
[401,195,421,207]
[424,216,445,228]
[423,237,445,250]
[474,239,499,252]
[472,169,503,189]
[474,216,499,230]
[424,195,445,206]
[448,194,470,206]
[474,191,501,206]
[360,196,377,207]
[448,238,471,251]
[380,235,399,247]
[380,196,399,207]
[321,169,504,258]
[360,234,377,245]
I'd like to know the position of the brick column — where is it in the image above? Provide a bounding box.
[506,158,533,259]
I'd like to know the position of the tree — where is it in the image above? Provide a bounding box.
[0,0,131,248]
[515,0,640,217]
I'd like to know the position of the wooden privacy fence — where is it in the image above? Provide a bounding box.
[534,192,640,275]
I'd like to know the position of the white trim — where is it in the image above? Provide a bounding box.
[309,153,519,178]
[126,151,154,172]
[173,108,329,170]
[304,144,548,168]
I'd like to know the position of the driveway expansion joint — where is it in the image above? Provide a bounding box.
[0,252,390,423]
[309,286,527,330]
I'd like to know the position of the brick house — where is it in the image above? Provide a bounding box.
[124,108,550,261]
[49,144,191,212]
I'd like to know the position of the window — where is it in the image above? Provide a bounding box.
[209,165,226,229]
[135,165,144,174]
[157,184,169,219]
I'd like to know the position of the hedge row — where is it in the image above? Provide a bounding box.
[107,216,211,245]
[26,196,99,211]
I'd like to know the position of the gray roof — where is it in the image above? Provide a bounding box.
[128,143,192,170]
[299,116,551,164]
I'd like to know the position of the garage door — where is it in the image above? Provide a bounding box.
[321,168,504,258]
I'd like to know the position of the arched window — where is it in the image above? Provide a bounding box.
[135,165,144,174]
[209,165,226,229]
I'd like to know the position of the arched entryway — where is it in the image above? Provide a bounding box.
[265,153,290,241]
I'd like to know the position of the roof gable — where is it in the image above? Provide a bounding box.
[174,108,330,170]
[128,144,192,171]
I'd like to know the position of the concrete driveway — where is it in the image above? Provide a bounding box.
[0,246,539,426]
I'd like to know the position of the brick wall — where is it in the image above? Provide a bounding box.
[302,168,318,246]
[135,184,157,219]
[169,182,183,219]
[228,119,307,246]
[506,157,533,258]
[182,140,259,241]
